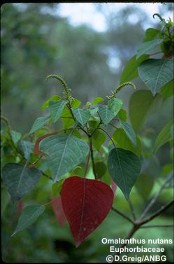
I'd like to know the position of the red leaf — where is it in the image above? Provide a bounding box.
[34,132,58,155]
[61,176,114,247]
[51,197,67,226]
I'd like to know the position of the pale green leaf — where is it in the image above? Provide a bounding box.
[98,105,115,125]
[108,98,123,115]
[18,140,34,160]
[91,97,104,105]
[153,120,173,152]
[10,131,22,144]
[72,108,91,126]
[129,90,154,132]
[136,39,163,59]
[49,100,66,123]
[120,121,137,146]
[120,54,149,83]
[12,205,45,236]
[138,59,173,95]
[92,130,106,150]
[29,116,50,134]
[40,134,89,182]
[41,95,62,110]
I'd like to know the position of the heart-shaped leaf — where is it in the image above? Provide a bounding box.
[108,148,141,199]
[98,106,115,125]
[138,59,173,95]
[34,132,58,155]
[29,116,50,134]
[2,163,42,200]
[49,100,66,123]
[72,108,91,126]
[61,176,114,247]
[12,204,45,236]
[40,134,89,182]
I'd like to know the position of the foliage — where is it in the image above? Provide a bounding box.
[1,8,174,263]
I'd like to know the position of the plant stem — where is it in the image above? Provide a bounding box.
[84,151,90,177]
[140,225,174,228]
[111,207,134,224]
[128,199,136,221]
[89,136,97,179]
[140,172,173,220]
[139,200,174,226]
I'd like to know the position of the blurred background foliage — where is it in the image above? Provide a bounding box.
[1,3,173,263]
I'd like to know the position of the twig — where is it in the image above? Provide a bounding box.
[140,172,173,220]
[140,225,174,228]
[111,206,134,224]
[140,200,174,226]
[128,199,136,221]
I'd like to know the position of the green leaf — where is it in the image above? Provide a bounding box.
[12,205,45,236]
[29,116,50,134]
[10,130,22,144]
[120,55,149,83]
[143,28,160,42]
[153,120,173,152]
[129,90,154,132]
[71,98,81,108]
[2,163,42,200]
[108,148,141,199]
[112,128,142,156]
[108,98,123,115]
[95,161,107,179]
[136,39,163,59]
[135,173,154,200]
[120,121,137,146]
[18,140,34,160]
[72,108,91,126]
[1,189,10,216]
[98,105,115,125]
[41,95,62,110]
[138,59,173,95]
[40,134,89,182]
[117,109,127,121]
[52,179,64,197]
[161,80,174,99]
[61,106,75,129]
[91,97,104,106]
[49,100,66,123]
[92,129,106,150]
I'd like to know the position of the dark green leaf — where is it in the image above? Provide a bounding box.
[136,39,163,59]
[98,105,115,125]
[29,116,50,134]
[12,205,45,236]
[120,121,137,146]
[108,148,141,199]
[129,90,154,132]
[138,59,173,95]
[120,55,149,83]
[108,98,123,115]
[72,108,91,126]
[49,100,66,123]
[2,163,42,200]
[40,134,89,182]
